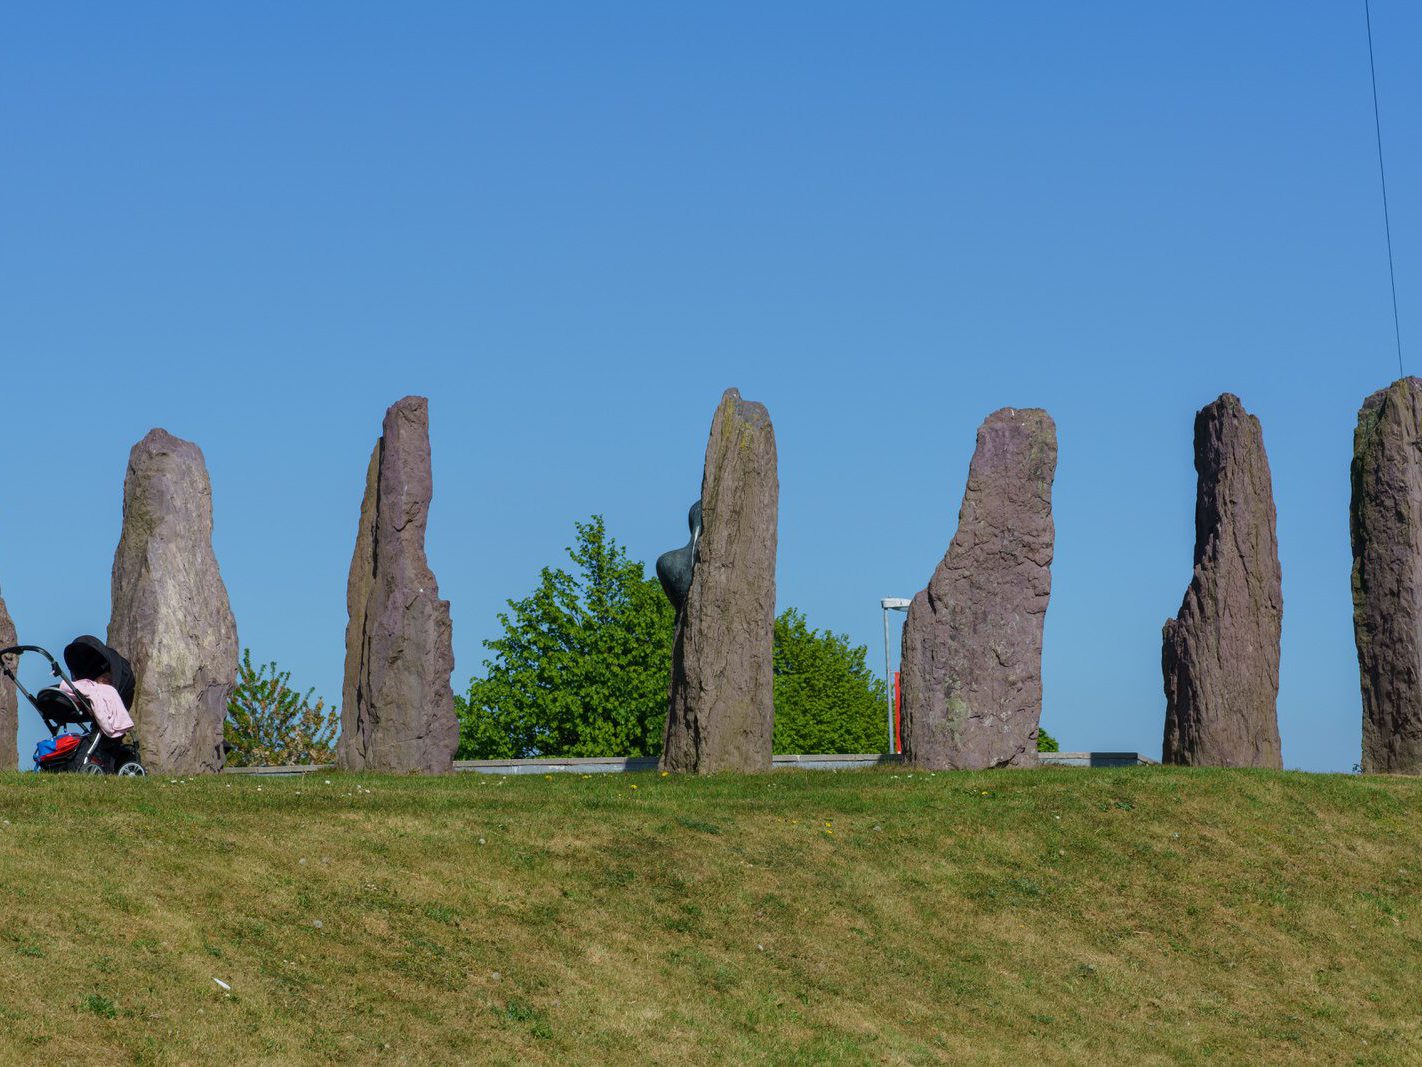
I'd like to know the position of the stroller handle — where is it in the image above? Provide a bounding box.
[0,645,95,717]
[0,645,64,675]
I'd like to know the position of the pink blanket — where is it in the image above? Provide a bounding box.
[61,679,135,738]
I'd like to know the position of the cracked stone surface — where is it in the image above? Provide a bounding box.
[899,407,1056,770]
[339,396,457,774]
[108,429,238,774]
[0,591,15,771]
[661,388,778,774]
[1352,377,1422,774]
[1162,393,1283,768]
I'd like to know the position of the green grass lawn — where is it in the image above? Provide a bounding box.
[0,766,1418,1064]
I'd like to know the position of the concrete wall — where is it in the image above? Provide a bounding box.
[225,752,1156,776]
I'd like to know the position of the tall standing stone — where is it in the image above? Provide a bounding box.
[0,591,16,771]
[661,388,778,774]
[900,408,1056,770]
[1162,394,1283,768]
[339,396,456,774]
[109,429,238,774]
[1352,377,1422,774]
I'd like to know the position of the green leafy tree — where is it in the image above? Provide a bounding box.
[224,650,340,766]
[773,609,888,754]
[456,516,675,759]
[1037,727,1059,753]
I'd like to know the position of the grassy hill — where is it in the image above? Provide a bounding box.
[0,766,1419,1064]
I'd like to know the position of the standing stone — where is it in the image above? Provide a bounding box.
[1352,377,1422,774]
[0,591,16,772]
[339,396,456,774]
[109,429,238,774]
[1162,394,1283,768]
[661,388,778,773]
[900,408,1056,770]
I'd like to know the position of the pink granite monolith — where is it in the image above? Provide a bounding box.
[338,396,457,774]
[1162,393,1283,767]
[1352,377,1422,774]
[108,429,238,774]
[899,408,1056,770]
[0,592,16,771]
[661,388,778,774]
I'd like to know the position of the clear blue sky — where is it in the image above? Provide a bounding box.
[3,3,1417,772]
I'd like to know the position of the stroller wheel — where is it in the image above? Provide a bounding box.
[78,760,105,776]
[116,761,146,777]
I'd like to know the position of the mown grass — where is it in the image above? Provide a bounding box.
[0,766,1418,1064]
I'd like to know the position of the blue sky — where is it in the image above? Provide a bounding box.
[2,3,1417,771]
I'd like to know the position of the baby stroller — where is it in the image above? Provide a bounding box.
[0,636,146,776]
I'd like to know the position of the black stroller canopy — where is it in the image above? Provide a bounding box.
[63,635,135,711]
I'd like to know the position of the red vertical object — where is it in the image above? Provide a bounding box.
[893,670,902,753]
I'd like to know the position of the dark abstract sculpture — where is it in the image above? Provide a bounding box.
[656,500,702,613]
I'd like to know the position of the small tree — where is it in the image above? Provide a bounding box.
[224,650,340,766]
[457,516,675,759]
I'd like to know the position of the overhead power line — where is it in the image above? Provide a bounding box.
[1364,0,1404,379]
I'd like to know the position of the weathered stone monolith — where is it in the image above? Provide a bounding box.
[1352,377,1422,774]
[900,408,1056,770]
[339,396,457,774]
[0,591,16,771]
[661,388,778,774]
[108,429,238,774]
[1161,394,1283,767]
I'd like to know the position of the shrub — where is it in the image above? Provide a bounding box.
[224,650,339,766]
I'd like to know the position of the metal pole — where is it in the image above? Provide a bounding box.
[883,607,894,754]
